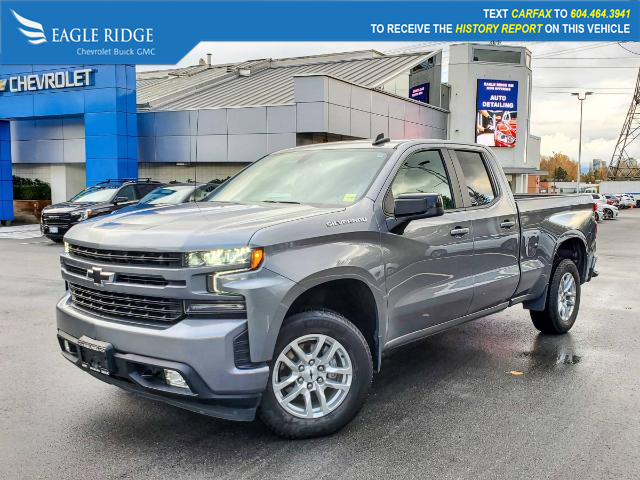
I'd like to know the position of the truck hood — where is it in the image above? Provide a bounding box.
[64,201,342,250]
[42,201,99,214]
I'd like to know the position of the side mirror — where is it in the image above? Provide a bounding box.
[394,193,445,221]
[114,196,130,204]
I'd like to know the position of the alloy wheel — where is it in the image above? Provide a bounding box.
[557,272,577,322]
[272,334,352,419]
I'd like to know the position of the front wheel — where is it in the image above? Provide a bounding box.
[530,259,581,334]
[258,310,373,439]
[604,209,613,220]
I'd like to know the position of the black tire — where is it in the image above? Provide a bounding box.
[258,310,373,439]
[604,209,613,220]
[530,259,581,334]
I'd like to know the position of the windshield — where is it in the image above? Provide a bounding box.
[207,148,391,207]
[70,186,118,203]
[139,186,194,205]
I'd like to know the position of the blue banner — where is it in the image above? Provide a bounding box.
[0,1,638,64]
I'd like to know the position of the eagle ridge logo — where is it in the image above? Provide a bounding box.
[11,9,47,45]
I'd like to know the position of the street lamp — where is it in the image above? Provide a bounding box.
[571,91,593,194]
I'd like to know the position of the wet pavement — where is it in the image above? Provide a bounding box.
[1,210,639,479]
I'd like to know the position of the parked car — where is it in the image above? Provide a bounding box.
[592,195,618,221]
[56,139,597,438]
[40,179,162,242]
[604,194,620,207]
[116,182,220,214]
[617,194,635,209]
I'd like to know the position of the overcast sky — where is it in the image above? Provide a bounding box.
[140,41,640,168]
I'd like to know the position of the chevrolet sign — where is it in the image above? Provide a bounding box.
[0,68,93,93]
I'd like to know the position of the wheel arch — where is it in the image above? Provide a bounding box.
[272,270,386,370]
[553,234,588,283]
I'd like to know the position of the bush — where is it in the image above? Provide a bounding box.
[12,175,51,200]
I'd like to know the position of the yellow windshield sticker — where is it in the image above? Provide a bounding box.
[342,193,357,202]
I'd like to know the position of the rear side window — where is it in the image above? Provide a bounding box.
[455,150,496,207]
[136,184,159,197]
[389,150,456,209]
[117,185,137,201]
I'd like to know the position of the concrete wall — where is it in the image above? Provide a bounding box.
[294,75,448,140]
[138,75,448,165]
[11,117,85,164]
[137,106,296,163]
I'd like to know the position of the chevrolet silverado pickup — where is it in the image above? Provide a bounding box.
[56,139,597,438]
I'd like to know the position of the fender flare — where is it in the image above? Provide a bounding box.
[264,267,387,368]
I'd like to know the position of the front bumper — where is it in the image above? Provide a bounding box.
[57,295,270,421]
[41,222,75,238]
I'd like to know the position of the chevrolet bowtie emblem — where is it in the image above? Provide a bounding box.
[0,80,5,91]
[87,266,114,285]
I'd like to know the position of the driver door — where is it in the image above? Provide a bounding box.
[382,148,475,344]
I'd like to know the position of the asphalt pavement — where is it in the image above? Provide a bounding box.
[1,210,639,479]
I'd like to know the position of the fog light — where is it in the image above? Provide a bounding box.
[63,339,73,353]
[163,369,190,389]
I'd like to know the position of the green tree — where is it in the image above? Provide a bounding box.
[553,166,569,181]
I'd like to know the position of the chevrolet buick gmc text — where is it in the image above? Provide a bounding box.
[56,139,597,438]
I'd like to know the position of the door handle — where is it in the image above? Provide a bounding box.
[500,219,516,229]
[450,226,470,236]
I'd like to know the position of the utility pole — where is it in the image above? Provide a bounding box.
[571,92,593,193]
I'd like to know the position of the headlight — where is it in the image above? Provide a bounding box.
[64,241,70,254]
[70,209,91,221]
[185,247,264,270]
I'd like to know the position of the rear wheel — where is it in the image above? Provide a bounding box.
[530,259,581,334]
[258,310,372,439]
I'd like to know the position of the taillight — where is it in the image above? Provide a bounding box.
[592,202,597,212]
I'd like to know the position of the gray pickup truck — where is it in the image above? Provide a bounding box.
[57,139,597,438]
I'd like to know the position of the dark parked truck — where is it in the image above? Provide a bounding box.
[41,179,161,242]
[56,139,597,438]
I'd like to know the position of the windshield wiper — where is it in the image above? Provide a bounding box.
[261,200,301,204]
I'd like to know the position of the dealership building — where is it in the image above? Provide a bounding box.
[0,43,543,221]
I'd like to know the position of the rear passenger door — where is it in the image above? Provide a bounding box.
[382,148,475,343]
[449,148,520,313]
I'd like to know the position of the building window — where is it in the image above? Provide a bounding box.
[473,48,522,65]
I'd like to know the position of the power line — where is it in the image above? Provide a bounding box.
[617,42,640,56]
[535,66,639,69]
[535,56,640,60]
[534,86,634,89]
[532,42,618,58]
[541,91,632,95]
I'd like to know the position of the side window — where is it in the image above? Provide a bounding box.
[117,185,137,201]
[388,150,455,210]
[135,184,158,197]
[455,150,496,207]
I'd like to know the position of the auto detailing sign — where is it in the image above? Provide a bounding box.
[0,68,93,93]
[475,79,518,148]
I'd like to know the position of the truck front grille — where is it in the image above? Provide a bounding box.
[68,244,183,268]
[68,283,183,323]
[42,213,71,225]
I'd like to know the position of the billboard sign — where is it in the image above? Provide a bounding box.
[409,82,429,104]
[475,79,518,148]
